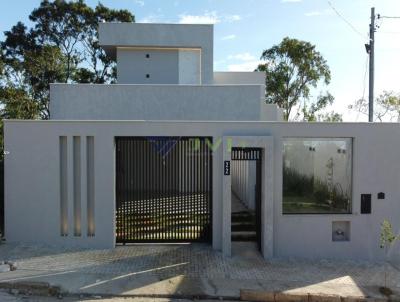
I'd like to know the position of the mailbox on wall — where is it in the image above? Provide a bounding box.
[361,194,372,214]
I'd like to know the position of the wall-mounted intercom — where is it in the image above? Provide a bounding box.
[361,194,372,214]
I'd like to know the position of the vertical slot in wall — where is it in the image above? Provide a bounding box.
[87,136,95,236]
[73,136,81,236]
[60,136,68,236]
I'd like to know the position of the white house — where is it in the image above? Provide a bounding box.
[3,23,400,264]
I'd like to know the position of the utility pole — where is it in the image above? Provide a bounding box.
[368,7,375,122]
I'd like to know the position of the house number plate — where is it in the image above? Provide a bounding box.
[224,160,230,175]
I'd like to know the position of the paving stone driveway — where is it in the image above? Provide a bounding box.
[0,242,398,288]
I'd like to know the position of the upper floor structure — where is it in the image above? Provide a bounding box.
[50,22,283,121]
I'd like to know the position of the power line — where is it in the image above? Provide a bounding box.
[378,15,400,19]
[355,55,369,122]
[361,55,369,102]
[376,14,400,34]
[327,1,368,39]
[378,31,400,34]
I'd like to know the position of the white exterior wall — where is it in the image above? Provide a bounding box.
[178,49,201,84]
[116,48,201,85]
[4,120,400,263]
[231,161,256,210]
[213,72,265,85]
[99,23,213,85]
[49,84,265,121]
[117,48,179,84]
[261,104,284,121]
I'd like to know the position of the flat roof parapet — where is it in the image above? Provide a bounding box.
[99,22,213,58]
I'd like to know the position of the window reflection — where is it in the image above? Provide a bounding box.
[283,138,352,214]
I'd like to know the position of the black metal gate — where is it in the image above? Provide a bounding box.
[231,148,262,250]
[115,137,212,243]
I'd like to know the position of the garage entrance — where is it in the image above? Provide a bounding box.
[115,137,212,244]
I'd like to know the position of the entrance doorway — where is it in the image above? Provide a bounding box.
[230,147,262,251]
[115,137,213,244]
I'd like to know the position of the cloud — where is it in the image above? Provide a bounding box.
[221,34,236,41]
[305,9,333,17]
[135,0,145,6]
[178,11,242,24]
[281,0,302,2]
[227,61,264,72]
[228,52,256,61]
[179,11,219,24]
[214,59,226,67]
[224,14,242,22]
[138,14,162,23]
[226,52,265,71]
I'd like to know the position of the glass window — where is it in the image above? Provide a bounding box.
[283,138,352,214]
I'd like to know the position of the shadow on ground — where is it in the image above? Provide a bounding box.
[0,242,398,299]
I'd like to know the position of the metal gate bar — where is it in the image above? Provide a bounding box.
[115,137,212,243]
[231,147,262,161]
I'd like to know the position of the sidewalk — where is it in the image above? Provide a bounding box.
[0,291,223,302]
[0,242,398,300]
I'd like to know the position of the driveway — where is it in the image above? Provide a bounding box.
[0,242,398,299]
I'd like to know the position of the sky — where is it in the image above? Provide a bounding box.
[1,0,400,121]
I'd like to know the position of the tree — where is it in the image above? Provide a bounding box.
[0,55,3,75]
[300,93,343,122]
[0,0,134,119]
[351,91,400,122]
[29,1,133,84]
[380,219,399,294]
[0,1,134,159]
[256,37,340,121]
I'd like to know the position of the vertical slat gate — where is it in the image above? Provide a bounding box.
[115,137,212,243]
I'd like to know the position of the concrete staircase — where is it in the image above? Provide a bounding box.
[231,211,257,242]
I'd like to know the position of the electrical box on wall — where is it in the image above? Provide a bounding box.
[361,194,372,214]
[332,221,350,242]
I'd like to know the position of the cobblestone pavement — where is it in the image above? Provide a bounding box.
[0,242,398,290]
[0,290,216,302]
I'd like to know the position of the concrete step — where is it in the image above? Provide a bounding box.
[231,223,256,232]
[232,211,254,216]
[231,212,255,224]
[231,231,257,241]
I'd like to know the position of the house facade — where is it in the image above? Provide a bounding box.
[4,23,400,263]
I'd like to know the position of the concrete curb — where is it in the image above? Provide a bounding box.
[0,281,61,297]
[0,281,238,300]
[240,289,400,302]
[1,281,399,302]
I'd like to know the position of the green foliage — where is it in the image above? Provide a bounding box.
[318,112,343,122]
[283,166,350,213]
[301,92,343,122]
[0,0,135,120]
[283,166,314,196]
[0,56,3,75]
[352,91,400,122]
[0,87,39,120]
[0,1,134,159]
[380,219,399,290]
[375,91,400,122]
[380,219,399,249]
[256,37,339,121]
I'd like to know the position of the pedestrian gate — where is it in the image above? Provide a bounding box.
[231,147,262,250]
[115,137,212,243]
